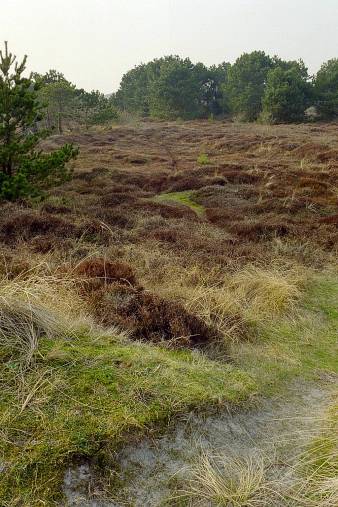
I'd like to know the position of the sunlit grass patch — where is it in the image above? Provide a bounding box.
[197,152,210,165]
[231,275,338,394]
[153,190,205,216]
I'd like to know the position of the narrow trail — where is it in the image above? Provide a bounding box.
[62,379,337,506]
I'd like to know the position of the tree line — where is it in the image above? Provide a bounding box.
[32,70,118,133]
[113,52,338,123]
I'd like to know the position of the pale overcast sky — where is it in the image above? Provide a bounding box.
[2,0,338,94]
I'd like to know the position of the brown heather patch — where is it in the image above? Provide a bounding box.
[318,214,338,225]
[91,207,136,229]
[0,252,31,279]
[41,202,72,214]
[205,208,240,227]
[74,257,137,290]
[134,200,199,220]
[100,191,138,207]
[298,178,330,190]
[168,175,208,192]
[0,211,77,244]
[91,284,220,348]
[228,220,291,241]
[151,227,180,243]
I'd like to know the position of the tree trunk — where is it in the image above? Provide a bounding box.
[58,110,63,134]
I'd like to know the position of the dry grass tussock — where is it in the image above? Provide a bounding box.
[123,243,307,341]
[181,395,338,507]
[293,398,338,507]
[181,454,283,507]
[0,268,89,364]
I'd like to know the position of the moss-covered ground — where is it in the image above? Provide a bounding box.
[0,332,254,505]
[153,190,205,216]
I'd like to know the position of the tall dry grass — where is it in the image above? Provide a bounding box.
[181,454,283,507]
[0,267,89,364]
[119,242,307,342]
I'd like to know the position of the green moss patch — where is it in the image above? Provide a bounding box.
[153,190,205,216]
[0,334,254,505]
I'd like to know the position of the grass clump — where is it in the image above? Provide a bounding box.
[296,397,338,506]
[153,190,205,216]
[0,272,86,366]
[149,263,306,344]
[0,330,255,505]
[197,152,210,165]
[182,454,279,506]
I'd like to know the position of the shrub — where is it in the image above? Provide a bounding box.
[90,284,219,347]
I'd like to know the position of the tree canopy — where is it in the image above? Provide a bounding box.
[115,56,230,120]
[115,52,338,123]
[224,51,274,121]
[262,63,312,123]
[314,59,338,119]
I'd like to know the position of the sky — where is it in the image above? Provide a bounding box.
[2,0,338,94]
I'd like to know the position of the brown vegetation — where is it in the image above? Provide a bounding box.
[75,257,137,289]
[0,120,337,344]
[91,284,219,347]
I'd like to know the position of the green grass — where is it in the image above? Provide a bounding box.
[153,190,205,216]
[0,333,254,506]
[233,276,338,396]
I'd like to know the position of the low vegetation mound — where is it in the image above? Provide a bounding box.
[93,284,220,347]
[74,257,137,289]
[74,258,220,347]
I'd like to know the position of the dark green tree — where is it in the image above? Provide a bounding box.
[78,90,118,127]
[314,59,338,119]
[115,56,225,120]
[208,62,231,116]
[149,56,210,119]
[225,51,274,121]
[262,63,312,123]
[0,42,78,200]
[115,63,153,116]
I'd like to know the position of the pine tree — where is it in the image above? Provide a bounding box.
[0,42,78,200]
